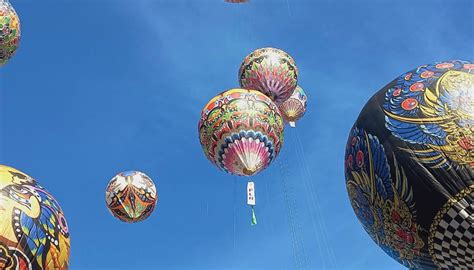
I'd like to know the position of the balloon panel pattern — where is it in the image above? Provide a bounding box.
[345,60,473,269]
[105,171,157,223]
[0,165,70,270]
[278,85,307,126]
[0,0,20,66]
[198,89,284,177]
[239,47,298,104]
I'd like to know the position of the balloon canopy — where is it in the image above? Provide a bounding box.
[224,0,248,3]
[105,171,158,223]
[344,60,473,269]
[0,165,70,269]
[198,88,284,177]
[239,47,298,104]
[278,85,308,127]
[0,0,20,67]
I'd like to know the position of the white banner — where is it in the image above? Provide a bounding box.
[247,182,256,206]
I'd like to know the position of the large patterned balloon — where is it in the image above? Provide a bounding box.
[277,85,307,128]
[345,60,473,269]
[105,171,157,223]
[0,165,70,269]
[0,0,20,67]
[239,47,298,104]
[198,89,284,177]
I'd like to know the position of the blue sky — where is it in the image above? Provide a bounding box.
[0,0,472,269]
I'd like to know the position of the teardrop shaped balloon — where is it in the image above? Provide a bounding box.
[198,89,285,176]
[344,60,473,269]
[0,0,20,67]
[278,85,307,127]
[0,165,71,269]
[239,47,298,103]
[105,170,158,223]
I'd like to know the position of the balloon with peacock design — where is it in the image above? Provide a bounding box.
[345,60,473,269]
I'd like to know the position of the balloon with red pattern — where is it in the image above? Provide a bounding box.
[198,89,284,177]
[239,47,298,104]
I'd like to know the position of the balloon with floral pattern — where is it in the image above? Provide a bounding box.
[198,89,284,177]
[239,47,298,104]
[0,0,20,67]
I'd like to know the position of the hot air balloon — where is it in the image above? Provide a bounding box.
[344,60,473,269]
[225,0,248,3]
[105,170,158,223]
[0,165,70,269]
[278,85,307,127]
[239,47,298,104]
[198,88,285,177]
[0,0,20,67]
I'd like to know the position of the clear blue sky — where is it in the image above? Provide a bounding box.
[1,0,472,269]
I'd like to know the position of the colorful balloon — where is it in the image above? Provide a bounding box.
[344,60,473,269]
[277,85,307,127]
[105,171,158,223]
[198,89,284,176]
[239,47,298,103]
[0,165,70,269]
[0,0,20,67]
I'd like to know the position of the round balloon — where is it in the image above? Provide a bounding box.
[198,89,284,176]
[0,165,70,269]
[278,85,307,127]
[239,47,298,103]
[105,171,157,223]
[344,60,473,269]
[0,0,20,66]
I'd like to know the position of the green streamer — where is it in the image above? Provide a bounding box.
[251,206,257,226]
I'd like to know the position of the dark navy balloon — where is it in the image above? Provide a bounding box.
[345,60,473,269]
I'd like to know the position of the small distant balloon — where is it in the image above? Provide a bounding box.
[198,89,284,177]
[239,47,298,103]
[225,0,248,2]
[278,85,307,127]
[105,171,158,223]
[0,0,20,67]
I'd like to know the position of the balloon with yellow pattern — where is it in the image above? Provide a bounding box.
[105,171,158,223]
[0,165,70,269]
[0,0,21,66]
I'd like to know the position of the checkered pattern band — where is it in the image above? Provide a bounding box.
[428,186,473,269]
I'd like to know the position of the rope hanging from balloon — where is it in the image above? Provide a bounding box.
[232,176,238,254]
[278,154,310,270]
[286,0,292,18]
[292,129,338,269]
